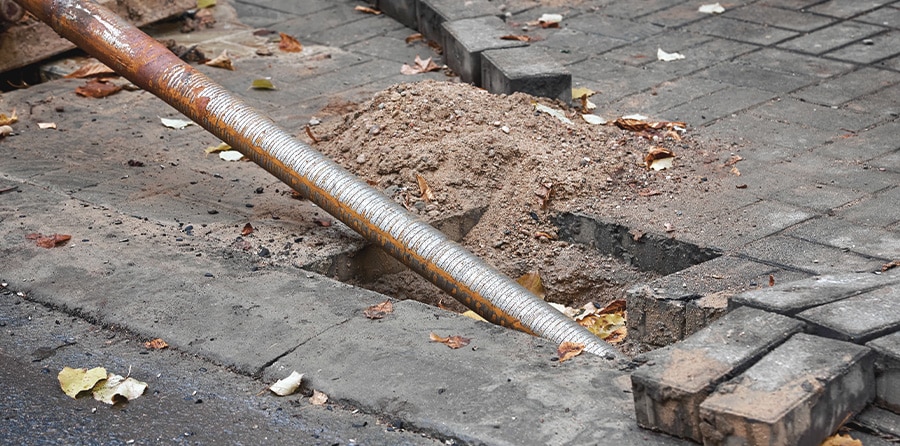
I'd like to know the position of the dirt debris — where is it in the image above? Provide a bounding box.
[309,80,728,310]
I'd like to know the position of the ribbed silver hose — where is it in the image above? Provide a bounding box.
[20,0,623,360]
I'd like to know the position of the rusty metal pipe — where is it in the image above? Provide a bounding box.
[18,0,623,360]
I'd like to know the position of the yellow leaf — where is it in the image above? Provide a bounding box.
[92,374,147,404]
[197,0,216,8]
[462,310,487,322]
[205,50,234,70]
[415,173,436,202]
[0,109,18,126]
[58,366,107,398]
[571,87,596,99]
[251,78,276,90]
[516,271,545,299]
[557,342,584,362]
[820,433,862,446]
[205,142,231,154]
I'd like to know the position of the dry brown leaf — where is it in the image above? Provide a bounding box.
[604,327,627,344]
[769,274,775,287]
[278,33,303,53]
[731,166,741,176]
[557,342,584,362]
[143,338,169,349]
[364,299,394,319]
[644,147,676,170]
[65,61,116,79]
[516,271,546,299]
[354,5,381,14]
[882,260,900,272]
[309,389,328,406]
[26,233,71,248]
[405,33,424,44]
[75,78,123,98]
[534,231,557,241]
[430,332,470,349]
[401,55,441,75]
[415,173,436,202]
[614,117,686,133]
[241,223,254,236]
[598,299,626,315]
[535,182,553,209]
[820,433,862,446]
[500,34,532,42]
[205,50,235,70]
[723,155,743,166]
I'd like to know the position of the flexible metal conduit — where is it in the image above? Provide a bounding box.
[18,0,622,360]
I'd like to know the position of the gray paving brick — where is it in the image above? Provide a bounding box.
[784,215,900,259]
[855,5,900,27]
[771,182,868,212]
[764,155,900,195]
[273,6,400,46]
[854,406,900,440]
[867,332,900,412]
[638,4,713,29]
[837,187,900,228]
[606,77,728,118]
[827,30,900,64]
[631,306,804,442]
[227,1,301,28]
[723,4,836,32]
[699,333,875,446]
[441,16,527,85]
[814,120,900,162]
[564,12,664,42]
[569,60,675,104]
[779,21,886,55]
[481,46,571,102]
[660,86,776,126]
[792,67,900,107]
[807,0,895,18]
[531,28,624,65]
[740,234,884,275]
[798,284,900,343]
[375,0,418,29]
[845,81,900,121]
[594,0,683,20]
[749,97,876,132]
[417,0,500,43]
[699,116,834,163]
[697,62,817,93]
[684,17,799,46]
[346,32,443,65]
[731,271,900,315]
[755,0,823,10]
[598,31,713,68]
[737,47,856,79]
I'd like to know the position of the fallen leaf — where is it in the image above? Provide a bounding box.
[629,228,645,241]
[305,125,319,143]
[698,3,725,14]
[205,142,231,154]
[0,109,17,126]
[769,274,775,287]
[615,117,687,133]
[219,151,244,161]
[0,125,12,137]
[820,433,862,446]
[160,116,194,129]
[75,79,123,98]
[59,366,108,398]
[516,271,546,299]
[415,173,436,202]
[38,122,57,129]
[430,332,470,349]
[27,233,71,248]
[278,33,303,53]
[664,222,675,232]
[731,166,741,176]
[657,48,685,62]
[535,182,553,209]
[534,103,573,125]
[309,389,328,405]
[92,374,147,404]
[251,78,277,90]
[65,61,116,79]
[723,155,743,166]
[645,147,676,171]
[205,50,235,70]
[462,310,487,322]
[143,338,168,349]
[354,5,381,14]
[500,34,532,42]
[598,299,626,315]
[582,114,606,125]
[197,0,216,8]
[881,260,900,272]
[571,87,596,100]
[270,371,304,396]
[557,342,584,362]
[405,33,424,44]
[364,299,394,319]
[401,55,441,75]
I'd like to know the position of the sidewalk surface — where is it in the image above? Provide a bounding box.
[1,0,899,444]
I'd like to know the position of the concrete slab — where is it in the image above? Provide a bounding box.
[631,306,804,442]
[481,46,572,102]
[867,331,900,412]
[699,333,875,446]
[264,299,688,446]
[855,406,900,439]
[417,0,500,43]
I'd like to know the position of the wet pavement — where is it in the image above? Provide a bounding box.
[1,0,899,444]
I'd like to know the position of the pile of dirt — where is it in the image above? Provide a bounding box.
[311,80,723,310]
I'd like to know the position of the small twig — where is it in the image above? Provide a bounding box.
[0,185,19,194]
[305,125,319,143]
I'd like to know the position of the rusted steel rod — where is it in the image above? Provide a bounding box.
[18,0,622,360]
